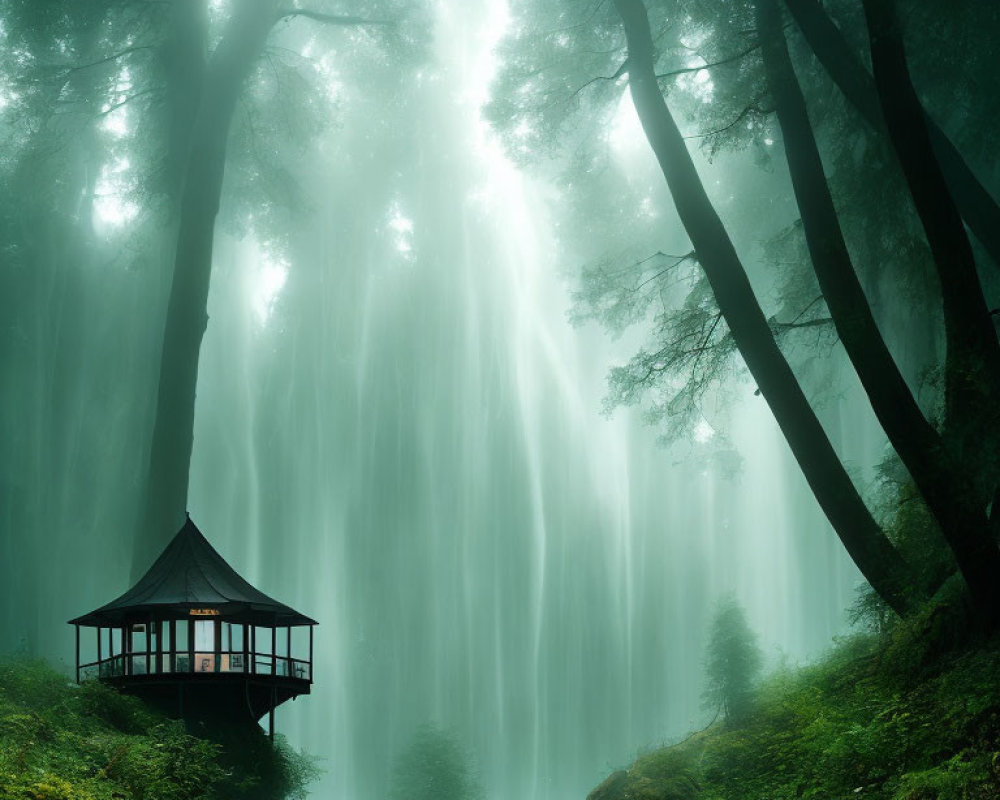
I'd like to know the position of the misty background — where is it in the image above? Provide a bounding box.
[0,1,899,798]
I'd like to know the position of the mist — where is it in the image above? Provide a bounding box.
[3,0,970,798]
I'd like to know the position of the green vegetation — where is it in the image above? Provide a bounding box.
[388,723,483,800]
[600,621,1000,800]
[0,658,318,800]
[701,596,762,725]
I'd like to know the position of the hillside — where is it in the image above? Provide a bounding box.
[0,659,317,800]
[592,611,1000,800]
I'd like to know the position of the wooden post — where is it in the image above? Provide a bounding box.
[268,702,274,740]
[286,626,291,676]
[250,625,256,674]
[97,626,103,671]
[242,623,249,673]
[169,620,176,673]
[187,619,194,673]
[146,618,152,675]
[271,625,277,676]
[74,625,80,683]
[155,620,162,674]
[308,625,313,682]
[213,618,222,673]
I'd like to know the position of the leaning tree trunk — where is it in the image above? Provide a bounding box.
[134,0,279,578]
[612,0,922,616]
[786,0,1000,494]
[860,0,1000,622]
[783,0,1000,274]
[757,0,999,613]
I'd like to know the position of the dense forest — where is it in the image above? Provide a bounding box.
[1,0,998,798]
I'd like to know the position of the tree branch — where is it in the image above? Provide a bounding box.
[275,9,394,27]
[94,87,158,117]
[41,45,154,80]
[565,59,629,103]
[655,42,760,84]
[682,98,770,141]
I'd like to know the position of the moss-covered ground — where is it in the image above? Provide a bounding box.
[0,658,317,800]
[599,611,1000,800]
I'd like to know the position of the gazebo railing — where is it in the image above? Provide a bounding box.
[76,650,311,683]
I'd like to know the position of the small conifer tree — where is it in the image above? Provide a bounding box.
[388,723,483,800]
[701,595,762,725]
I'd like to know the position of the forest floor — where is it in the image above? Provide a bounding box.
[591,602,1000,800]
[0,658,317,800]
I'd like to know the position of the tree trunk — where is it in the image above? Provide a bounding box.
[612,0,921,616]
[860,0,1000,622]
[758,0,1000,618]
[134,0,279,577]
[162,0,209,209]
[783,0,1000,273]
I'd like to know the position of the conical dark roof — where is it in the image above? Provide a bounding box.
[69,516,316,627]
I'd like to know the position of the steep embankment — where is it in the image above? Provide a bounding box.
[591,616,1000,800]
[0,659,316,800]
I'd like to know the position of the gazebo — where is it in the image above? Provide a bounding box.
[69,515,316,737]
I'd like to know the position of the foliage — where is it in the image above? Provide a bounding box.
[388,723,483,800]
[701,596,762,725]
[0,658,318,800]
[604,631,1000,800]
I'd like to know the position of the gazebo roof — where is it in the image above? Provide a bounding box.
[69,515,316,627]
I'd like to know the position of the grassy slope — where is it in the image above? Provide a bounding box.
[599,614,1000,800]
[0,659,317,800]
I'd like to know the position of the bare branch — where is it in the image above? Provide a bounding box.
[655,42,760,84]
[689,312,724,376]
[41,44,154,80]
[564,59,629,103]
[770,317,833,330]
[682,96,771,141]
[93,87,158,118]
[276,9,394,27]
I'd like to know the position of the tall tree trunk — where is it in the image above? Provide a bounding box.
[612,0,921,616]
[860,0,1000,621]
[758,0,998,616]
[134,1,280,578]
[783,0,1000,272]
[162,0,209,209]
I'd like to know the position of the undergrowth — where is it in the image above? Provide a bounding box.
[599,614,1000,800]
[0,658,318,800]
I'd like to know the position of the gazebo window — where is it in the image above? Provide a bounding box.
[221,622,245,672]
[175,619,191,672]
[253,626,272,675]
[160,621,173,673]
[130,624,149,676]
[194,619,214,673]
